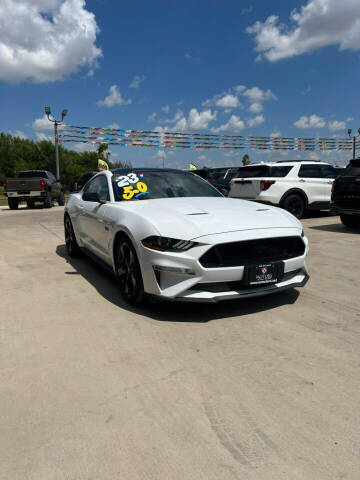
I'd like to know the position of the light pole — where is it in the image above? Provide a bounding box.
[347,128,360,161]
[45,106,68,180]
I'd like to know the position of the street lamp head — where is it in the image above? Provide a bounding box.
[61,109,68,120]
[44,106,51,119]
[348,128,352,136]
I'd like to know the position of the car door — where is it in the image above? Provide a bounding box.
[298,165,325,205]
[318,165,338,203]
[47,172,60,198]
[78,175,111,259]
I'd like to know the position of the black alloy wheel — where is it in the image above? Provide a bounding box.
[64,215,81,257]
[282,194,305,219]
[116,236,145,306]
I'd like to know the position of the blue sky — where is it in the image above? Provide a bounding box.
[1,0,359,167]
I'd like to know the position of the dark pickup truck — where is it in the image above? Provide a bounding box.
[331,159,360,228]
[4,170,64,209]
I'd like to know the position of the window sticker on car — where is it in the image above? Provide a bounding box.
[117,173,148,200]
[117,173,141,187]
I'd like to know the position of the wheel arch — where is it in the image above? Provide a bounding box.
[279,188,308,208]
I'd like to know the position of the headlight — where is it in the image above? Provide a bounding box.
[142,236,199,252]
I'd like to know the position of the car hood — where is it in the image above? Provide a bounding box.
[118,197,302,240]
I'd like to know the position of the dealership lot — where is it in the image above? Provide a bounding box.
[1,205,360,480]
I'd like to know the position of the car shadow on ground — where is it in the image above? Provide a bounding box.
[309,222,360,234]
[56,244,300,323]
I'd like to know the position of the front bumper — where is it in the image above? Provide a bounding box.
[138,228,309,303]
[330,204,360,216]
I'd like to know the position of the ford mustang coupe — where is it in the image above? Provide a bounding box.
[64,168,309,305]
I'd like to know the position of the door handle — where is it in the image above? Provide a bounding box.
[299,179,306,183]
[327,181,333,184]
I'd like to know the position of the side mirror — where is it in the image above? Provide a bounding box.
[83,191,106,204]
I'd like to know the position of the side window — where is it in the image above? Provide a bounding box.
[83,176,110,202]
[48,172,56,183]
[299,165,323,178]
[319,165,337,178]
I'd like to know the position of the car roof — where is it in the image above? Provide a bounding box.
[111,167,184,174]
[238,161,329,167]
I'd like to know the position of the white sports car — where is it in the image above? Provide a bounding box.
[64,168,309,305]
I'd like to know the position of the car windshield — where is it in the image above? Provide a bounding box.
[18,171,47,178]
[112,170,222,201]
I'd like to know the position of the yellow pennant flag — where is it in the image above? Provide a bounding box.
[189,163,197,170]
[98,159,109,171]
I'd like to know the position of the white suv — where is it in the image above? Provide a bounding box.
[229,161,338,218]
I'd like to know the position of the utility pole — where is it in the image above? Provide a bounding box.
[45,106,68,180]
[347,128,360,161]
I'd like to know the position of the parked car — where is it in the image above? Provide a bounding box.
[72,172,97,192]
[331,158,360,228]
[229,160,339,218]
[191,167,239,195]
[65,168,309,306]
[4,170,64,209]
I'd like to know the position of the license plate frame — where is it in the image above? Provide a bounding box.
[243,261,284,286]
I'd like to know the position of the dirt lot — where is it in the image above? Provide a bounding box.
[0,205,359,480]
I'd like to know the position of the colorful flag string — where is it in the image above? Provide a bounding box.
[58,124,357,151]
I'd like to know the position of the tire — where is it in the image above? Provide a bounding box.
[26,200,35,209]
[44,192,52,208]
[58,191,65,206]
[115,235,146,306]
[281,194,305,219]
[64,215,81,258]
[340,214,360,229]
[8,198,19,210]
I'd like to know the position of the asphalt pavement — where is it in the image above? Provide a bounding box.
[0,204,359,480]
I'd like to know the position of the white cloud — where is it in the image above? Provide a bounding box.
[248,102,263,113]
[293,114,326,129]
[215,94,240,108]
[197,155,207,161]
[72,142,96,152]
[185,53,192,60]
[148,112,157,123]
[97,85,132,108]
[346,117,354,122]
[129,74,146,88]
[212,115,245,133]
[11,130,27,139]
[242,87,277,102]
[155,150,167,159]
[36,132,52,141]
[247,115,265,127]
[270,131,281,137]
[0,0,102,83]
[162,105,170,114]
[233,85,246,93]
[107,123,120,129]
[32,114,53,131]
[328,120,346,131]
[247,0,360,62]
[203,92,241,109]
[172,109,217,131]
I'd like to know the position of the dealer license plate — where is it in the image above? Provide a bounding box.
[247,263,281,285]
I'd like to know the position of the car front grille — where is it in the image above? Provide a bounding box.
[199,236,305,268]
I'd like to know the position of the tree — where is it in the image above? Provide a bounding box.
[242,154,250,166]
[0,132,132,191]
